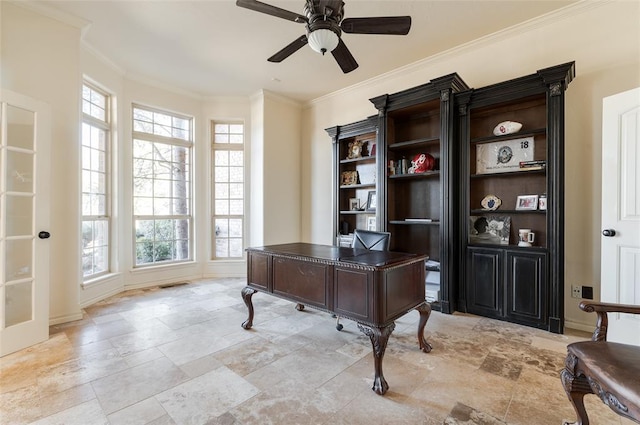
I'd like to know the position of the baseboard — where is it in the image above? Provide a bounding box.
[49,312,83,326]
[564,319,595,333]
[80,285,124,309]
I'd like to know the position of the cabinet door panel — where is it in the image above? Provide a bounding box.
[506,251,547,326]
[466,248,502,318]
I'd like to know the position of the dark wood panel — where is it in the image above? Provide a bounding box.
[334,267,370,320]
[388,223,438,258]
[382,261,426,322]
[248,252,269,291]
[272,258,329,309]
[467,248,502,318]
[469,95,546,139]
[387,178,441,221]
[506,251,547,324]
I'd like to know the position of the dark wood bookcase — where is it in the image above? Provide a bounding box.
[456,62,575,333]
[326,116,378,246]
[326,63,574,331]
[370,73,469,313]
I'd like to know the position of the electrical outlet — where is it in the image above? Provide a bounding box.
[572,285,582,298]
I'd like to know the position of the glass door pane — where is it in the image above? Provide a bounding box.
[2,104,36,330]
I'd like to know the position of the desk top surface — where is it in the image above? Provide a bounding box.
[247,242,426,267]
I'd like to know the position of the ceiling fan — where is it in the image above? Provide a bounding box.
[236,0,412,73]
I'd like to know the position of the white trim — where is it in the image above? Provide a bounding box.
[11,0,91,31]
[49,312,84,326]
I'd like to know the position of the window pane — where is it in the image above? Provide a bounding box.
[215,183,229,199]
[229,151,243,166]
[229,200,243,215]
[215,238,229,258]
[229,183,242,199]
[215,200,229,215]
[229,239,243,257]
[215,151,229,166]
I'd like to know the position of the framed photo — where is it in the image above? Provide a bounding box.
[349,198,360,211]
[347,140,364,159]
[476,137,534,174]
[469,215,511,245]
[538,196,547,210]
[516,194,539,210]
[340,171,359,186]
[366,191,377,211]
[367,216,376,231]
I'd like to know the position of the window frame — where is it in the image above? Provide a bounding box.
[81,82,112,281]
[131,104,194,268]
[211,121,245,260]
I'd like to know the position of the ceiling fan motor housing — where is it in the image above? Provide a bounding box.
[305,0,343,54]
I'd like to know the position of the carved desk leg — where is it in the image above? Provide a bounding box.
[241,287,257,330]
[416,302,432,353]
[357,322,396,395]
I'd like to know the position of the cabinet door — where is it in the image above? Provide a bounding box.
[505,250,547,327]
[466,247,502,318]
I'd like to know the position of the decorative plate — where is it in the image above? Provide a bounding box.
[481,195,502,211]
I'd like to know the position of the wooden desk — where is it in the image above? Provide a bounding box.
[241,242,432,395]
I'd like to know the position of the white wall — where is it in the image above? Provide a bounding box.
[262,91,302,244]
[301,1,640,331]
[248,90,303,246]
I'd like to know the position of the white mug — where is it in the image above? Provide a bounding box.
[518,229,535,246]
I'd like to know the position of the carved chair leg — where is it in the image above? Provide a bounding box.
[241,287,257,330]
[415,302,432,353]
[357,322,396,395]
[561,367,592,425]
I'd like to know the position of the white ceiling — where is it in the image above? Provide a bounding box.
[36,0,578,103]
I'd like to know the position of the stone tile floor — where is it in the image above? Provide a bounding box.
[0,278,633,424]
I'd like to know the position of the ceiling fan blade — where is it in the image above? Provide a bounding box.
[268,35,308,63]
[341,16,412,35]
[331,38,358,74]
[236,0,307,23]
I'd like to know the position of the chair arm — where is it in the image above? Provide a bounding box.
[580,301,640,342]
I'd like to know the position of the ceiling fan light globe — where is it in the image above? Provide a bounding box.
[308,29,339,55]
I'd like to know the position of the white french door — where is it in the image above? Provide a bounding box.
[0,89,51,357]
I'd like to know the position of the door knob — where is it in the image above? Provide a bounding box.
[38,231,50,239]
[602,229,616,237]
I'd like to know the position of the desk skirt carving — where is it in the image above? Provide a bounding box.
[241,243,432,395]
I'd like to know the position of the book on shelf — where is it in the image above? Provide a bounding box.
[404,218,434,222]
[519,160,546,171]
[425,259,440,271]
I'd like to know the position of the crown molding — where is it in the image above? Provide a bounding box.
[11,0,91,35]
[305,0,610,108]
